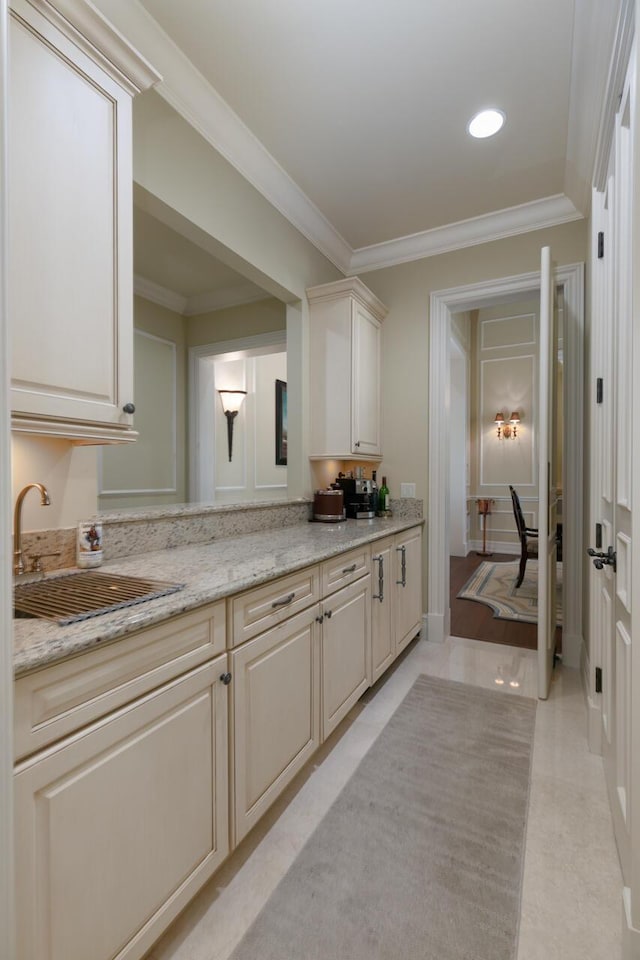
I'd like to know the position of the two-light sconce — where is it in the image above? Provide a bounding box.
[218,389,247,461]
[494,410,521,439]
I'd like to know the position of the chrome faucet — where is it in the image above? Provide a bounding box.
[13,482,51,576]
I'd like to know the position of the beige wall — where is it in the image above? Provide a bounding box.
[11,435,98,531]
[133,91,342,302]
[469,299,539,547]
[99,297,188,510]
[187,298,286,348]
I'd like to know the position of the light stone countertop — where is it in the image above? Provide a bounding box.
[13,516,424,678]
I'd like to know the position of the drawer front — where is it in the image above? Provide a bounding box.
[321,545,370,596]
[230,565,321,647]
[14,600,226,760]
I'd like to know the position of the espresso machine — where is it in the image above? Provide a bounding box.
[334,475,378,519]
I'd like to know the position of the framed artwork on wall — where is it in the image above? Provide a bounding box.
[275,379,287,465]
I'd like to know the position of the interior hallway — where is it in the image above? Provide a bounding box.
[146,636,621,960]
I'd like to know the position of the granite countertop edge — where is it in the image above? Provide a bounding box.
[14,516,424,678]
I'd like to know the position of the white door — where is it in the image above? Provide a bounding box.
[589,68,633,883]
[537,246,558,699]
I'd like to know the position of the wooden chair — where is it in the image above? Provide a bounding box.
[509,485,538,588]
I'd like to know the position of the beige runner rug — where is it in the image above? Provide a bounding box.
[229,675,536,960]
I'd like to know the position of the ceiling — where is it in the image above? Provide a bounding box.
[117,0,623,300]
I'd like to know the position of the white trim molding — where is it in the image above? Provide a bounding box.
[134,274,269,317]
[350,195,583,275]
[428,262,584,668]
[134,274,187,315]
[0,0,13,951]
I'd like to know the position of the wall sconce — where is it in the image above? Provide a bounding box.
[494,411,520,439]
[218,390,247,461]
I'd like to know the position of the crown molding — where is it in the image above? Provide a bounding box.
[592,0,634,192]
[134,275,187,314]
[134,274,272,316]
[349,194,583,274]
[24,0,162,95]
[90,0,352,273]
[184,284,269,316]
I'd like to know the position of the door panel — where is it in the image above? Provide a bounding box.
[537,245,558,699]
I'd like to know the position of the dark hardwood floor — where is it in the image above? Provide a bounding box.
[450,552,539,650]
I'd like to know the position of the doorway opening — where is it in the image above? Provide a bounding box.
[428,263,584,671]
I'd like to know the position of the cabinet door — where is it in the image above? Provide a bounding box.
[371,537,395,684]
[231,605,320,845]
[351,302,381,456]
[9,0,135,436]
[322,574,371,739]
[395,527,423,653]
[15,657,229,960]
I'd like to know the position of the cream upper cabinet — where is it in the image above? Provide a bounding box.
[307,277,388,460]
[8,0,160,442]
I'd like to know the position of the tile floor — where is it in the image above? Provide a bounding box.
[146,636,622,960]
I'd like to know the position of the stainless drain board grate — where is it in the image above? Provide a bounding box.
[14,571,184,625]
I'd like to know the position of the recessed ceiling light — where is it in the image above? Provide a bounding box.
[468,109,505,139]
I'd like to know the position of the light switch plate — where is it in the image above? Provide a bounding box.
[400,483,416,498]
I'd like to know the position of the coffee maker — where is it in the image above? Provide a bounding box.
[334,476,378,519]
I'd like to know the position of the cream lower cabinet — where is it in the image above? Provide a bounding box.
[321,574,371,739]
[230,604,321,846]
[14,655,229,960]
[394,526,423,654]
[370,526,423,680]
[370,536,395,684]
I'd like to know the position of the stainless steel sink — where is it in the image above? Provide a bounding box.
[13,570,184,625]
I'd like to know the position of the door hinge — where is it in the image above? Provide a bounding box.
[597,231,605,259]
[595,666,603,694]
[596,377,603,404]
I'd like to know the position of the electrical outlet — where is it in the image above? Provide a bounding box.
[400,483,416,498]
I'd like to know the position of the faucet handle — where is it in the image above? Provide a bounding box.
[26,551,61,573]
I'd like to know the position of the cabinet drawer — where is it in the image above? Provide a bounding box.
[321,545,370,596]
[230,565,321,647]
[14,600,226,760]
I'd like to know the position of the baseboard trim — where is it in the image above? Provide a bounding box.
[468,540,519,556]
[581,644,602,755]
[561,632,582,669]
[426,612,445,643]
[622,887,640,958]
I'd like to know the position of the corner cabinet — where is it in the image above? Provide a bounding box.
[8,0,160,443]
[307,277,388,460]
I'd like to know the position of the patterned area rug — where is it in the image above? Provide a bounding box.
[458,559,562,624]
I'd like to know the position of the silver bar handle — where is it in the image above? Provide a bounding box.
[372,554,384,602]
[396,545,406,587]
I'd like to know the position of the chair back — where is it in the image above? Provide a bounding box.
[509,485,526,542]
